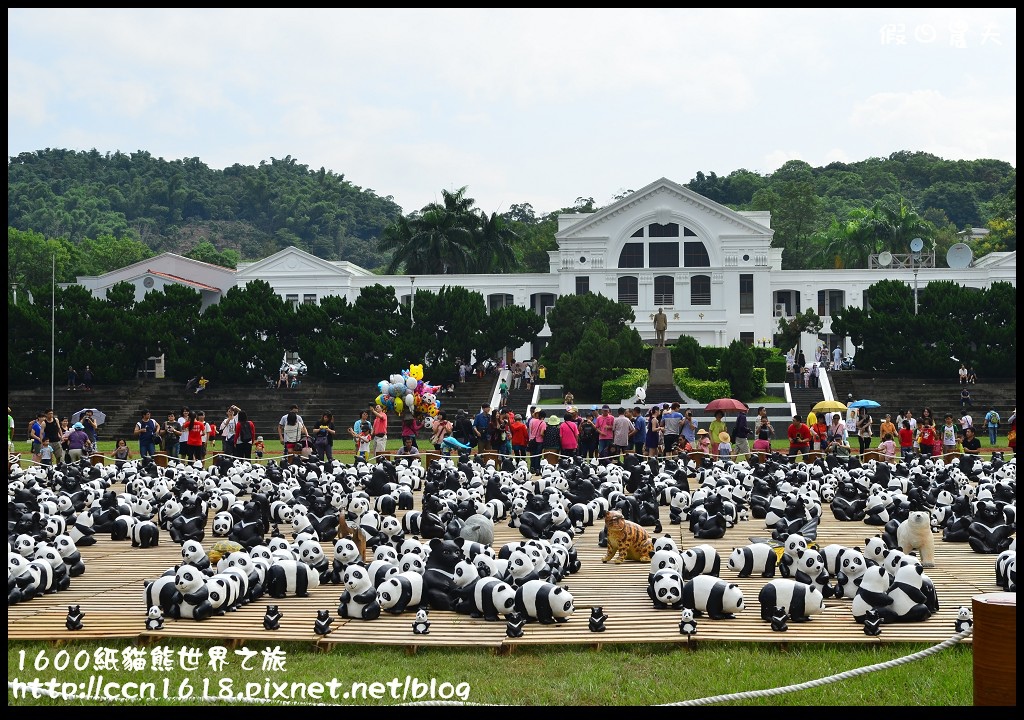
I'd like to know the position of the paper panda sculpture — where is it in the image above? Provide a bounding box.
[505,611,525,638]
[588,606,608,632]
[377,572,425,615]
[678,607,697,637]
[728,543,778,578]
[647,568,685,610]
[770,606,790,632]
[337,565,382,621]
[65,604,84,631]
[862,608,883,636]
[412,608,431,635]
[145,605,164,631]
[757,579,826,623]
[680,575,745,620]
[514,580,574,624]
[878,563,936,624]
[314,609,334,636]
[954,606,973,634]
[263,605,282,631]
[680,544,721,580]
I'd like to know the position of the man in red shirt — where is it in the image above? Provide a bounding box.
[898,420,915,461]
[787,414,811,462]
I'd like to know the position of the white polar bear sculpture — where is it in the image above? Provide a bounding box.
[896,511,935,568]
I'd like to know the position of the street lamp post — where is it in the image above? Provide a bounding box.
[410,276,415,325]
[913,265,919,315]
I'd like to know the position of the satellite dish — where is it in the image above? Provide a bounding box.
[946,242,974,270]
[910,237,925,253]
[877,251,893,267]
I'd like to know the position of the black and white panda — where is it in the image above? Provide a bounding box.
[366,558,399,588]
[411,608,430,635]
[680,543,721,580]
[778,534,808,578]
[851,565,893,624]
[504,549,541,588]
[514,579,574,624]
[648,549,684,585]
[835,551,869,599]
[145,605,165,631]
[212,511,234,538]
[757,579,826,623]
[995,549,1016,592]
[470,577,517,621]
[174,565,214,620]
[144,572,182,617]
[130,520,160,549]
[180,539,211,573]
[877,563,934,624]
[376,571,425,615]
[52,535,86,577]
[792,548,832,598]
[110,515,139,541]
[205,574,240,614]
[338,564,382,621]
[680,575,745,620]
[32,546,71,593]
[647,568,684,610]
[728,543,778,578]
[265,559,320,598]
[67,509,97,546]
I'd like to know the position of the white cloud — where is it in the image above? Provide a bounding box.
[8,8,1016,215]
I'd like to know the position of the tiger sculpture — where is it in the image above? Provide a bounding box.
[602,510,654,563]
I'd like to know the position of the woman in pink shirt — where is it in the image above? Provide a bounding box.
[559,411,580,457]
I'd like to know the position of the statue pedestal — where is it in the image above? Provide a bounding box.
[646,348,679,403]
[650,347,674,386]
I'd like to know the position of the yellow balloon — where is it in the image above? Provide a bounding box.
[410,363,424,380]
[394,397,404,414]
[375,394,383,407]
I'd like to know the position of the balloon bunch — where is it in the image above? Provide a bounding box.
[374,363,442,421]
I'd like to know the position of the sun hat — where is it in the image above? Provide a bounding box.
[718,431,730,443]
[697,429,709,436]
[73,422,84,430]
[546,415,562,426]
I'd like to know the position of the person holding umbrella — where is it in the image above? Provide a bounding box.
[708,410,727,448]
[855,408,873,455]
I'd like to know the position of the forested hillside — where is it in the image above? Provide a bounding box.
[7,148,1016,288]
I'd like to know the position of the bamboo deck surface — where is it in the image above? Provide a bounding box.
[8,490,1000,650]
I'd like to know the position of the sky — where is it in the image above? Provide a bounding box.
[8,8,1017,217]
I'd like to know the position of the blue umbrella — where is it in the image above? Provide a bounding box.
[849,399,880,409]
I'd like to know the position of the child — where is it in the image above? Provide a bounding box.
[355,420,372,463]
[696,428,712,454]
[898,420,915,461]
[39,437,54,466]
[113,438,131,470]
[878,432,897,460]
[254,435,266,460]
[717,430,732,460]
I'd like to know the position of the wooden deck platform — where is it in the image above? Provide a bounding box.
[9,491,997,649]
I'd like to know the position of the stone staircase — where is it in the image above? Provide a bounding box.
[789,381,825,420]
[829,372,1016,426]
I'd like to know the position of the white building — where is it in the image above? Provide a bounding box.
[77,177,1017,362]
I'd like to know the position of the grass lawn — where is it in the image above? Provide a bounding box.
[7,638,973,706]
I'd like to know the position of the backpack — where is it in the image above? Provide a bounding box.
[240,421,253,443]
[988,411,1000,426]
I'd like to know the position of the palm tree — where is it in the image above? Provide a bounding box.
[469,211,520,273]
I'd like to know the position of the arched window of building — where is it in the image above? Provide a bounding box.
[618,276,639,306]
[690,275,711,305]
[654,275,674,306]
